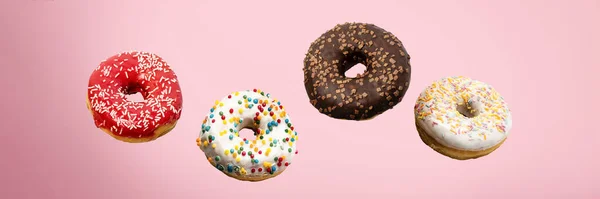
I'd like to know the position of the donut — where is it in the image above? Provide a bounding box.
[303,22,411,120]
[196,89,299,182]
[414,76,512,160]
[86,51,183,143]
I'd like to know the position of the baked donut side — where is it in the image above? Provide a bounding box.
[86,51,183,143]
[414,76,512,160]
[415,121,506,160]
[303,22,411,120]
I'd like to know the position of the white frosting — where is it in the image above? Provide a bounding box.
[197,90,298,180]
[414,76,512,151]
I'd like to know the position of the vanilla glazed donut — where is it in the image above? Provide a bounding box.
[86,51,183,143]
[303,22,411,120]
[414,76,512,160]
[196,89,298,181]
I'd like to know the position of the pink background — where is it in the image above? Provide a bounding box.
[2,0,599,198]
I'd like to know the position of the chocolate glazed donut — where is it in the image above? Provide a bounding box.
[303,22,411,120]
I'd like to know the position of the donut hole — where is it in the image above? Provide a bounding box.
[457,103,479,118]
[238,128,258,141]
[125,92,145,102]
[344,63,367,78]
[340,52,369,78]
[123,83,146,102]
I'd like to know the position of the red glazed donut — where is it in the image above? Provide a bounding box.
[86,51,183,143]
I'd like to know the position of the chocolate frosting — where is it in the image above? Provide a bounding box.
[303,22,411,120]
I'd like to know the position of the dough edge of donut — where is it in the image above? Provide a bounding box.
[99,122,177,143]
[415,121,506,160]
[213,165,285,182]
[86,96,178,143]
[315,104,390,121]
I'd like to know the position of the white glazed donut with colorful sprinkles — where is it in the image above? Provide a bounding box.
[196,89,298,181]
[414,76,512,160]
